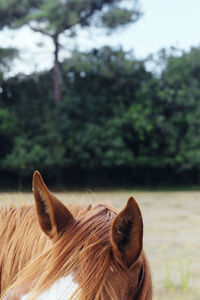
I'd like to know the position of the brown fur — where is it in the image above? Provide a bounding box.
[0,171,152,300]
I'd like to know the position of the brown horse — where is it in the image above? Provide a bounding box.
[0,171,152,300]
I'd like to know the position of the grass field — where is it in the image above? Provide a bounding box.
[0,190,200,299]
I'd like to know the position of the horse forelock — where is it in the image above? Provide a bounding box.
[40,204,118,298]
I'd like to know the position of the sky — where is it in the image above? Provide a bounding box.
[1,0,200,75]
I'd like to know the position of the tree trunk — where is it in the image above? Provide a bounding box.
[53,36,62,105]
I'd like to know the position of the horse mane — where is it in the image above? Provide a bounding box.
[1,202,152,300]
[0,205,50,294]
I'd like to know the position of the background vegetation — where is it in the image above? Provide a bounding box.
[0,1,200,188]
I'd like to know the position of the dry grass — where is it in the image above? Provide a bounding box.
[0,190,200,299]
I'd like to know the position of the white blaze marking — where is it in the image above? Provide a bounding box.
[21,275,78,300]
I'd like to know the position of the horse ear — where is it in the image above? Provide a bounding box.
[111,197,143,268]
[32,171,74,240]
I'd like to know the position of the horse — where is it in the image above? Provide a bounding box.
[0,171,152,300]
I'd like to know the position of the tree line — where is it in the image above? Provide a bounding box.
[1,46,200,188]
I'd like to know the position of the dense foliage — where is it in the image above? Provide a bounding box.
[1,47,200,188]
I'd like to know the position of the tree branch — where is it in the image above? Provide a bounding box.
[28,24,53,37]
